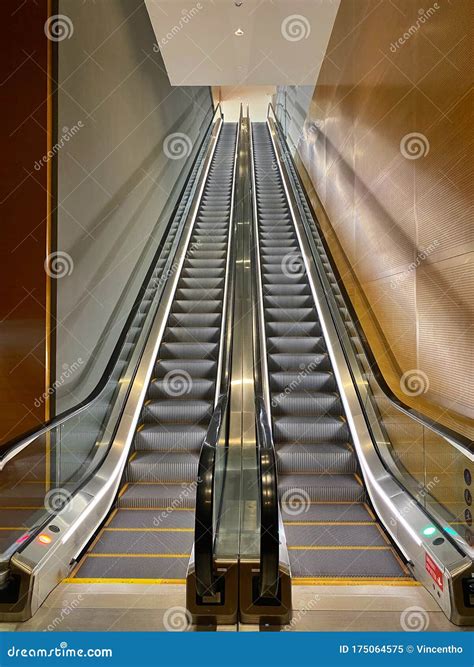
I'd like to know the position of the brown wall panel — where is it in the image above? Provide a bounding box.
[0,0,50,443]
[291,0,473,434]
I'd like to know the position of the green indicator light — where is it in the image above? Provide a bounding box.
[445,526,458,537]
[422,525,437,536]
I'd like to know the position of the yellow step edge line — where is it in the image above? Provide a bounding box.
[85,553,189,559]
[288,546,391,551]
[0,527,26,531]
[115,507,194,512]
[104,528,193,533]
[64,578,186,585]
[284,521,375,526]
[292,578,418,587]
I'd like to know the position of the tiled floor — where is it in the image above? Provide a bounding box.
[0,582,466,633]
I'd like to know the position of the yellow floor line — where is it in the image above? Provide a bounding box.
[104,528,193,533]
[85,553,189,559]
[292,577,418,586]
[64,578,186,585]
[284,521,375,526]
[0,527,26,531]
[114,507,194,512]
[288,545,391,551]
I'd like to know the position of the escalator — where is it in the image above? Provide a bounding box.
[69,124,238,583]
[251,122,411,583]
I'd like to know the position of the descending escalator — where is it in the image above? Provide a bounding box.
[69,123,237,583]
[251,122,412,583]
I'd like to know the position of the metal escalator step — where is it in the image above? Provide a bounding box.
[281,503,373,523]
[118,482,196,509]
[271,392,343,417]
[268,353,330,372]
[277,443,357,474]
[107,509,195,529]
[265,308,314,322]
[168,312,221,327]
[266,321,322,338]
[73,555,189,580]
[90,529,194,555]
[267,337,326,354]
[285,523,387,547]
[142,399,213,425]
[273,416,349,444]
[164,327,220,344]
[134,424,207,451]
[279,473,365,502]
[160,342,219,360]
[155,359,217,378]
[127,451,199,482]
[171,300,222,314]
[148,378,215,400]
[288,548,408,579]
[263,284,311,297]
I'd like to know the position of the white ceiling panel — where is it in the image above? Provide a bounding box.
[145,0,341,86]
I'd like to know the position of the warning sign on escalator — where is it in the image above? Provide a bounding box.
[425,552,444,590]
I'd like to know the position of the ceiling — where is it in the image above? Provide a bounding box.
[144,0,341,86]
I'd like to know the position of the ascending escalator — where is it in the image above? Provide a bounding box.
[251,122,411,583]
[69,124,237,583]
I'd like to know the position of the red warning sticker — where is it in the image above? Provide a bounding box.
[425,552,444,590]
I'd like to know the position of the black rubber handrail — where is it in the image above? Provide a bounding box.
[268,102,473,454]
[249,118,280,599]
[193,107,241,598]
[0,103,224,466]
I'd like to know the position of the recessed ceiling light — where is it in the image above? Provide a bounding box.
[235,28,244,37]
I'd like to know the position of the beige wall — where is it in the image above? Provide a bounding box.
[292,0,473,431]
